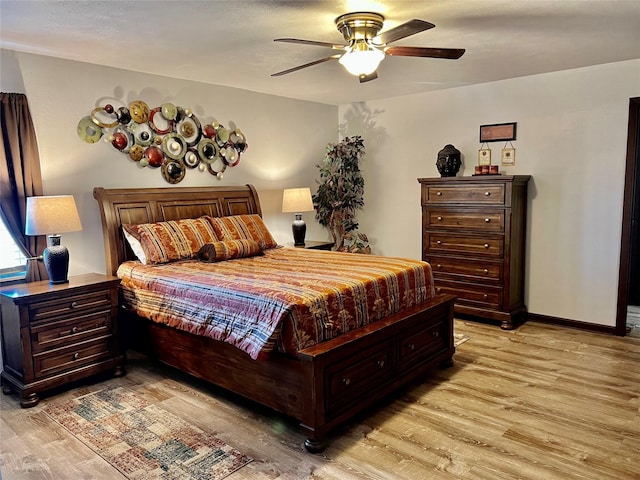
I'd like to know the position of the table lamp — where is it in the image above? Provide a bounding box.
[282,188,314,246]
[25,195,83,284]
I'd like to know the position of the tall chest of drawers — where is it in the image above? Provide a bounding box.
[0,273,125,407]
[418,176,531,329]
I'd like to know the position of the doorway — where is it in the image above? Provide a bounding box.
[616,97,640,336]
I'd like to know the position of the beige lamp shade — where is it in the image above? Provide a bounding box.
[282,188,314,213]
[25,195,82,236]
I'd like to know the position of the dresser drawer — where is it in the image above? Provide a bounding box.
[435,281,503,309]
[326,340,393,415]
[30,291,113,323]
[32,335,113,379]
[398,320,448,371]
[428,255,503,283]
[426,208,505,232]
[425,233,504,257]
[424,184,505,205]
[30,311,112,353]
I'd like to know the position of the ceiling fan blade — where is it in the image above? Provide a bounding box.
[373,19,435,45]
[359,72,378,83]
[385,46,465,59]
[274,38,346,50]
[271,54,342,77]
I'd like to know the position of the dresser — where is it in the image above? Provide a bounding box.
[0,273,125,407]
[418,176,531,329]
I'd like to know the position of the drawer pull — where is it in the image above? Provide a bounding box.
[436,287,442,293]
[407,343,416,351]
[70,301,78,309]
[71,326,78,334]
[485,218,491,223]
[377,360,385,368]
[437,216,443,221]
[72,352,79,360]
[436,240,442,245]
[485,191,491,197]
[342,378,351,386]
[436,264,442,269]
[483,294,488,300]
[483,269,489,274]
[484,243,490,249]
[436,191,442,196]
[432,330,440,337]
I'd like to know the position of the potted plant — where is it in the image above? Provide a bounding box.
[312,136,371,254]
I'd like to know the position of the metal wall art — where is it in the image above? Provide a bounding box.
[77,100,247,183]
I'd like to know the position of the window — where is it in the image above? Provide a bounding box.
[0,217,27,281]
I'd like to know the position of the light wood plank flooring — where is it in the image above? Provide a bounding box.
[1,319,639,479]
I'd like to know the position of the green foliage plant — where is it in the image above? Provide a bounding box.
[312,136,371,254]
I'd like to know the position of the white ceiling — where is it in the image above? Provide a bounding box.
[1,0,639,106]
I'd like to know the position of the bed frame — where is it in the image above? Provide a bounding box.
[93,184,456,452]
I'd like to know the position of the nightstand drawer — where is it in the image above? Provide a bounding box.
[30,311,112,353]
[425,184,505,205]
[426,209,505,232]
[425,233,504,257]
[33,336,113,379]
[30,291,113,323]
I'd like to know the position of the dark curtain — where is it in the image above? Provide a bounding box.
[0,92,47,281]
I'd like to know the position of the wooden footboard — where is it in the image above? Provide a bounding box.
[123,293,455,452]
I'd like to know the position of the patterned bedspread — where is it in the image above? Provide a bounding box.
[117,247,435,360]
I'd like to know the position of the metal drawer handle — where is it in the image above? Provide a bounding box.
[437,216,443,221]
[483,269,489,274]
[483,294,488,300]
[436,191,442,196]
[342,378,351,386]
[407,343,416,351]
[432,330,440,337]
[71,326,78,334]
[70,301,78,309]
[72,352,79,360]
[485,191,491,196]
[436,264,442,269]
[484,243,490,249]
[377,360,385,368]
[436,287,442,293]
[436,240,442,245]
[485,218,491,223]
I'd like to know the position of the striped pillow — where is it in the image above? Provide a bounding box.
[122,217,218,264]
[197,239,263,262]
[207,214,278,250]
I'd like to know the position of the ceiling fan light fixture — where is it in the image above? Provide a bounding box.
[338,41,385,76]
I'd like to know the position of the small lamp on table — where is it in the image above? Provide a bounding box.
[282,188,314,247]
[25,195,83,284]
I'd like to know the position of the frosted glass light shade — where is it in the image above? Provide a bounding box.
[339,42,385,76]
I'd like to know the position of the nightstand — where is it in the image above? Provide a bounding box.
[294,240,334,251]
[0,273,125,407]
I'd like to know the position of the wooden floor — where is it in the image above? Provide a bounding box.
[1,319,639,479]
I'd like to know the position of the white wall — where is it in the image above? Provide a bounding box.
[339,59,640,326]
[0,50,337,276]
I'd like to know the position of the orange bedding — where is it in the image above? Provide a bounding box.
[117,247,435,360]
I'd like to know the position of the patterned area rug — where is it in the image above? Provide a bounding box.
[454,333,471,347]
[44,386,252,480]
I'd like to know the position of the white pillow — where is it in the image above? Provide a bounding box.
[123,228,147,264]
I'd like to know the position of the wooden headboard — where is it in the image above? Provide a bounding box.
[93,185,262,276]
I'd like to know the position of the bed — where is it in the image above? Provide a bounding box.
[93,184,456,452]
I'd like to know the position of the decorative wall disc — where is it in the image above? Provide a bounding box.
[78,97,247,183]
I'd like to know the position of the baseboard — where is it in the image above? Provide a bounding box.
[527,312,618,335]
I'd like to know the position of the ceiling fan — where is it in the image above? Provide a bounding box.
[272,11,465,83]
